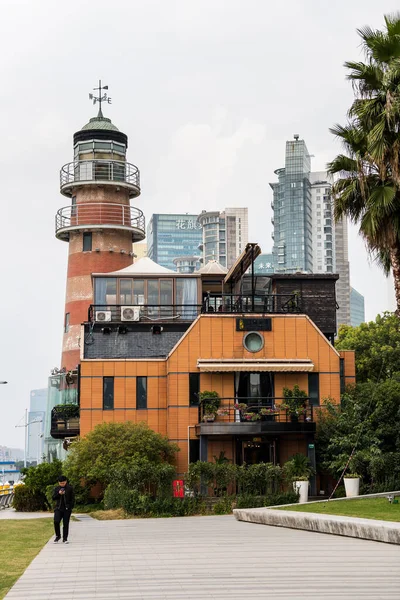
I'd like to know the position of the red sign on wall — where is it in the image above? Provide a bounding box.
[173,479,184,498]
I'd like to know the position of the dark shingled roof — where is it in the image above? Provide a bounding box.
[84,329,186,360]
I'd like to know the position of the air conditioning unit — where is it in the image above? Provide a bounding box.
[121,306,140,322]
[95,310,112,322]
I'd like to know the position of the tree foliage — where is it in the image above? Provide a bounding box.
[336,312,400,382]
[64,422,179,493]
[328,13,400,311]
[316,380,400,483]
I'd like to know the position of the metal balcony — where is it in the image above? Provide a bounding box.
[50,406,80,439]
[55,203,145,242]
[60,160,140,198]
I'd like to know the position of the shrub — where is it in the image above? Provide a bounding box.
[235,491,298,509]
[237,463,282,496]
[213,496,234,514]
[282,454,315,481]
[13,485,48,512]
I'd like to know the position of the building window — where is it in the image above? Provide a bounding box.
[64,313,70,333]
[189,440,200,463]
[103,377,114,410]
[83,232,92,252]
[189,373,200,405]
[243,331,264,353]
[137,376,147,409]
[71,196,77,217]
[308,373,319,407]
[340,358,345,395]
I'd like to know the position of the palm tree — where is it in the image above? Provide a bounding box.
[328,13,400,313]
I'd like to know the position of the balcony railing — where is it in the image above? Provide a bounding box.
[204,293,301,313]
[198,397,314,424]
[60,160,140,197]
[50,406,80,440]
[55,203,145,241]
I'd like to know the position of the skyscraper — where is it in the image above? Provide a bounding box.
[197,207,248,268]
[350,287,365,327]
[270,136,313,273]
[147,214,202,271]
[271,137,353,328]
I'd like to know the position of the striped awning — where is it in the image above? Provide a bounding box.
[197,359,314,372]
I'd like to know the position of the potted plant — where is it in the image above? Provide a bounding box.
[343,473,361,498]
[259,406,279,421]
[243,412,261,422]
[281,385,308,422]
[217,408,229,417]
[283,453,315,504]
[234,403,248,422]
[199,391,221,422]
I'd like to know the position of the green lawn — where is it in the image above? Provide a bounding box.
[278,497,400,522]
[0,519,53,599]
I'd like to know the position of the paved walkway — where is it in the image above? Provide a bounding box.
[5,514,400,599]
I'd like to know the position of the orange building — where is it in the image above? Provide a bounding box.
[51,246,355,493]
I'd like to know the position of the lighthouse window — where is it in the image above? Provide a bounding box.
[83,232,92,252]
[64,313,70,333]
[94,141,112,151]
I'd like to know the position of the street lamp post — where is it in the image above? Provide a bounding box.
[15,410,43,468]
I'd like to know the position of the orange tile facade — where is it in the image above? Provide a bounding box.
[80,314,355,474]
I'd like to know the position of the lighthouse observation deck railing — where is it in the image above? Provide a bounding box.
[55,203,145,239]
[60,160,140,195]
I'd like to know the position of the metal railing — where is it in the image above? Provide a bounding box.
[198,397,314,424]
[89,304,203,322]
[0,492,14,509]
[60,159,140,193]
[50,407,80,439]
[55,203,145,238]
[203,293,302,314]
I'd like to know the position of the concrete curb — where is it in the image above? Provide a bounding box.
[233,507,400,544]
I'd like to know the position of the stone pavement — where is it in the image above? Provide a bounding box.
[5,514,400,599]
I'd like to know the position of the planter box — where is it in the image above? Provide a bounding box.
[344,477,360,498]
[293,480,309,504]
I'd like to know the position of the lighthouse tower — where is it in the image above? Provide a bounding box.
[56,83,145,370]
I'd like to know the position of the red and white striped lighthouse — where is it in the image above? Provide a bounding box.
[56,83,144,370]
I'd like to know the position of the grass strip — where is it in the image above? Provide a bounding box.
[0,519,53,599]
[277,497,400,522]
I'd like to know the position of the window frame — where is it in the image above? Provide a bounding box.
[83,232,92,252]
[103,377,114,410]
[137,376,147,409]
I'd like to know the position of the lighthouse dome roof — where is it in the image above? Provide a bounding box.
[81,116,119,132]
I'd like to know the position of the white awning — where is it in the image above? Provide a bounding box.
[197,358,314,372]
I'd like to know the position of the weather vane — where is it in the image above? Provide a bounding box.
[89,80,111,116]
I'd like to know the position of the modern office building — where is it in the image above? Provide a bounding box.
[147,214,202,271]
[173,256,201,273]
[197,207,248,269]
[350,287,365,327]
[27,389,47,463]
[310,172,335,274]
[271,138,352,329]
[253,253,274,275]
[270,136,313,273]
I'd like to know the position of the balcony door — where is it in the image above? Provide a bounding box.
[237,372,273,406]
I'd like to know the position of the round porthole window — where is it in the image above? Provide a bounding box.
[243,331,264,353]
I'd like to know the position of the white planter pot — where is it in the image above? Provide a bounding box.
[344,477,360,498]
[293,480,309,504]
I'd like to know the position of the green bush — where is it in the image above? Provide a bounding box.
[235,491,298,509]
[237,463,282,496]
[213,496,234,514]
[12,485,48,512]
[104,484,207,517]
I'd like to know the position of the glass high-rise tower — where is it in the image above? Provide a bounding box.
[270,136,313,272]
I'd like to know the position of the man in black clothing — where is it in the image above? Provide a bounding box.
[52,475,74,544]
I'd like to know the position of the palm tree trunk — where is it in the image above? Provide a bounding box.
[390,245,400,315]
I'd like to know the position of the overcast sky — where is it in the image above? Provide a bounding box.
[0,0,397,448]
